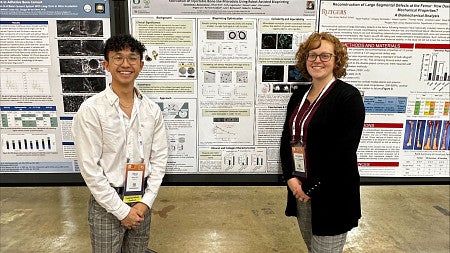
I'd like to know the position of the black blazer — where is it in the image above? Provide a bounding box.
[280,79,365,236]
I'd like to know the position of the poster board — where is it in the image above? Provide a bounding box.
[0,0,111,184]
[1,0,449,185]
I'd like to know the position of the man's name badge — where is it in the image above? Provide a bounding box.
[122,163,145,203]
[292,145,306,177]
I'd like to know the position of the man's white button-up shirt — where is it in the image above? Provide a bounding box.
[72,86,168,220]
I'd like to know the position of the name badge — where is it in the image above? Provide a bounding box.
[291,144,307,177]
[122,163,145,203]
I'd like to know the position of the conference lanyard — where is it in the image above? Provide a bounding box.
[116,94,144,164]
[291,78,335,144]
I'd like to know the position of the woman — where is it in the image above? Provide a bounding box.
[280,32,365,252]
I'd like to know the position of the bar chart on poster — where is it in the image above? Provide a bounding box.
[2,134,56,153]
[421,52,449,82]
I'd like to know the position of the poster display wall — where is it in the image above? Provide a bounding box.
[0,0,448,182]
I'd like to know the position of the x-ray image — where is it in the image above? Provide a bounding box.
[63,95,92,112]
[291,83,310,92]
[277,34,293,49]
[288,65,309,82]
[262,33,293,49]
[61,77,106,93]
[57,20,103,37]
[261,34,277,49]
[262,65,284,82]
[273,84,291,93]
[59,58,105,75]
[58,40,104,56]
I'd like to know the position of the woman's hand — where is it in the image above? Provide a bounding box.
[287,178,310,202]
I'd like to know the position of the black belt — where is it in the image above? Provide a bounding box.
[113,177,147,195]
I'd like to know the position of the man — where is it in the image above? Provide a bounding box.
[72,34,168,252]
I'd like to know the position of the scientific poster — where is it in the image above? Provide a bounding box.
[129,0,316,174]
[0,0,111,172]
[319,0,449,177]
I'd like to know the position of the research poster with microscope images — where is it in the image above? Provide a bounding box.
[129,0,449,178]
[1,0,448,180]
[0,0,111,172]
[129,0,317,174]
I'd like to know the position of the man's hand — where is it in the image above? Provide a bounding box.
[121,203,149,229]
[287,178,310,202]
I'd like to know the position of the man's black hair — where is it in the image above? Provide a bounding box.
[103,34,146,61]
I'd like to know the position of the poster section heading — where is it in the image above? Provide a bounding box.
[0,0,110,18]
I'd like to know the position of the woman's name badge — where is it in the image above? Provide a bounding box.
[122,163,145,203]
[291,145,306,177]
